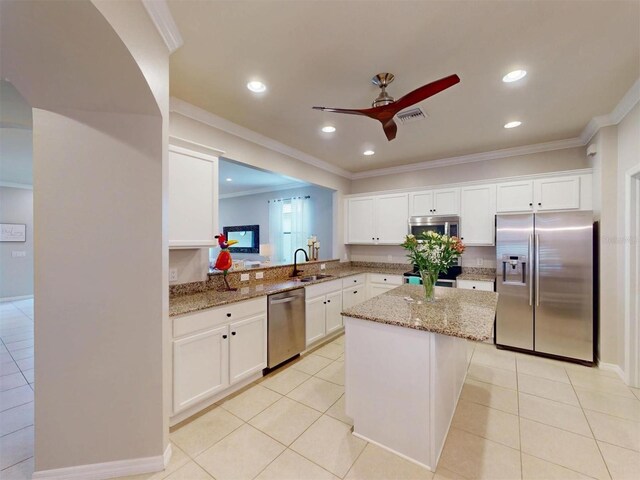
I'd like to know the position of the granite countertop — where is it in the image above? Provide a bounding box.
[456,272,496,282]
[170,264,409,317]
[341,284,498,342]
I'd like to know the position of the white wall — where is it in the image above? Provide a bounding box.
[350,147,588,194]
[0,187,33,299]
[2,0,169,474]
[220,185,334,262]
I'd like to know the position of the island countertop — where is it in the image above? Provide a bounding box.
[341,284,498,342]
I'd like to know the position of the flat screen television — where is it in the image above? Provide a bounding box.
[223,225,260,253]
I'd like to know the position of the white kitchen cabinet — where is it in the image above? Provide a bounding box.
[229,314,267,384]
[343,285,365,309]
[457,279,494,292]
[376,194,409,243]
[496,181,534,213]
[169,143,222,248]
[173,324,229,413]
[347,197,376,244]
[533,176,580,211]
[409,188,459,216]
[325,290,344,334]
[305,295,327,346]
[172,296,267,416]
[346,194,408,244]
[368,273,403,298]
[305,280,343,346]
[460,185,496,245]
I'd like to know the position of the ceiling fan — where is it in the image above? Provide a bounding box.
[313,73,460,141]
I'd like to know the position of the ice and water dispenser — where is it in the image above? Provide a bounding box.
[501,254,528,285]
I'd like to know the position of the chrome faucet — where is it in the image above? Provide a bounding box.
[291,248,309,277]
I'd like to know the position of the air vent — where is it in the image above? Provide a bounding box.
[395,107,427,124]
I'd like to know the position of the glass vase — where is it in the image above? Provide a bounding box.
[420,270,438,302]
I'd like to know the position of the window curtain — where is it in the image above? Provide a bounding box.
[269,196,311,263]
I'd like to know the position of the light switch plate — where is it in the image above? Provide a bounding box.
[240,273,250,281]
[255,272,264,279]
[169,268,178,282]
[320,264,326,270]
[476,258,484,266]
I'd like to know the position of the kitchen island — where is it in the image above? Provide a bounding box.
[341,284,498,471]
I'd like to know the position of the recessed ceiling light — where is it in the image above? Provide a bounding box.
[504,121,522,129]
[321,126,336,133]
[502,70,527,83]
[247,81,266,93]
[363,150,375,156]
[226,178,233,182]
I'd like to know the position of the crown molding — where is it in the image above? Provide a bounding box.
[219,182,311,199]
[142,0,183,53]
[581,78,640,145]
[350,137,585,180]
[170,97,353,179]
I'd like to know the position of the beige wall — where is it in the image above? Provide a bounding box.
[0,187,33,299]
[589,102,640,372]
[169,112,351,283]
[1,0,169,473]
[350,147,588,194]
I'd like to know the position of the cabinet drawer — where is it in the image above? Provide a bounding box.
[341,274,365,289]
[305,279,343,299]
[173,296,267,338]
[457,279,494,292]
[368,273,403,286]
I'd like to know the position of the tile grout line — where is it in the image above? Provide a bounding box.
[566,365,615,480]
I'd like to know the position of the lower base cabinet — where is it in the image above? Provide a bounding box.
[342,285,365,309]
[173,325,229,413]
[368,274,403,298]
[456,279,494,291]
[172,298,267,415]
[305,285,343,347]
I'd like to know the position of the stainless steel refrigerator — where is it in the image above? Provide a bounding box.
[495,211,596,364]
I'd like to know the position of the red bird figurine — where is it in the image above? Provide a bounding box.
[214,234,238,291]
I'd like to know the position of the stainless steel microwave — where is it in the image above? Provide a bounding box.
[408,216,460,238]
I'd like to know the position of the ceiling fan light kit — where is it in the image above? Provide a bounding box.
[312,73,460,141]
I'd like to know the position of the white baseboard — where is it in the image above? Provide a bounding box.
[31,446,168,480]
[1,294,34,302]
[352,431,434,472]
[598,362,627,383]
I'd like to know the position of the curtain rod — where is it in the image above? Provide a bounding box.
[268,195,311,203]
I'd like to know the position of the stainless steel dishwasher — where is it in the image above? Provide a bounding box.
[267,288,306,368]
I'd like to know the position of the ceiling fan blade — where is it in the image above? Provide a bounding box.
[312,106,370,117]
[391,74,460,114]
[382,119,398,141]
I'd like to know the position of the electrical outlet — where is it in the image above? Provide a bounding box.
[320,263,326,270]
[169,268,178,282]
[240,273,250,281]
[476,258,484,266]
[11,251,26,258]
[255,271,264,279]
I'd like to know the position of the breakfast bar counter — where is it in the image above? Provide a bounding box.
[341,285,498,471]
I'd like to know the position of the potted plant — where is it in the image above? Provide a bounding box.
[401,232,465,302]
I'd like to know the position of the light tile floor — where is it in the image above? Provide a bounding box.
[3,308,639,480]
[129,336,640,480]
[0,298,35,479]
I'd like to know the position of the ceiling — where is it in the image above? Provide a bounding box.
[219,158,308,196]
[168,0,639,173]
[0,80,32,185]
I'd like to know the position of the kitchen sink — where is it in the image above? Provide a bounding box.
[297,274,334,282]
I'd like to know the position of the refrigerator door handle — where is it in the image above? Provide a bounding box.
[529,234,534,306]
[535,234,540,307]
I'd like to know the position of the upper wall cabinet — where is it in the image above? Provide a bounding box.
[169,143,222,248]
[409,188,459,216]
[496,181,534,213]
[346,194,408,244]
[460,185,496,246]
[496,175,582,213]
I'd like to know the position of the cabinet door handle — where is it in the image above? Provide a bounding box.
[226,313,231,317]
[222,334,228,339]
[354,290,358,294]
[231,331,236,336]
[327,299,331,303]
[529,202,533,207]
[323,301,326,304]
[538,202,542,206]
[354,280,357,283]
[383,278,387,281]
[472,286,476,289]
